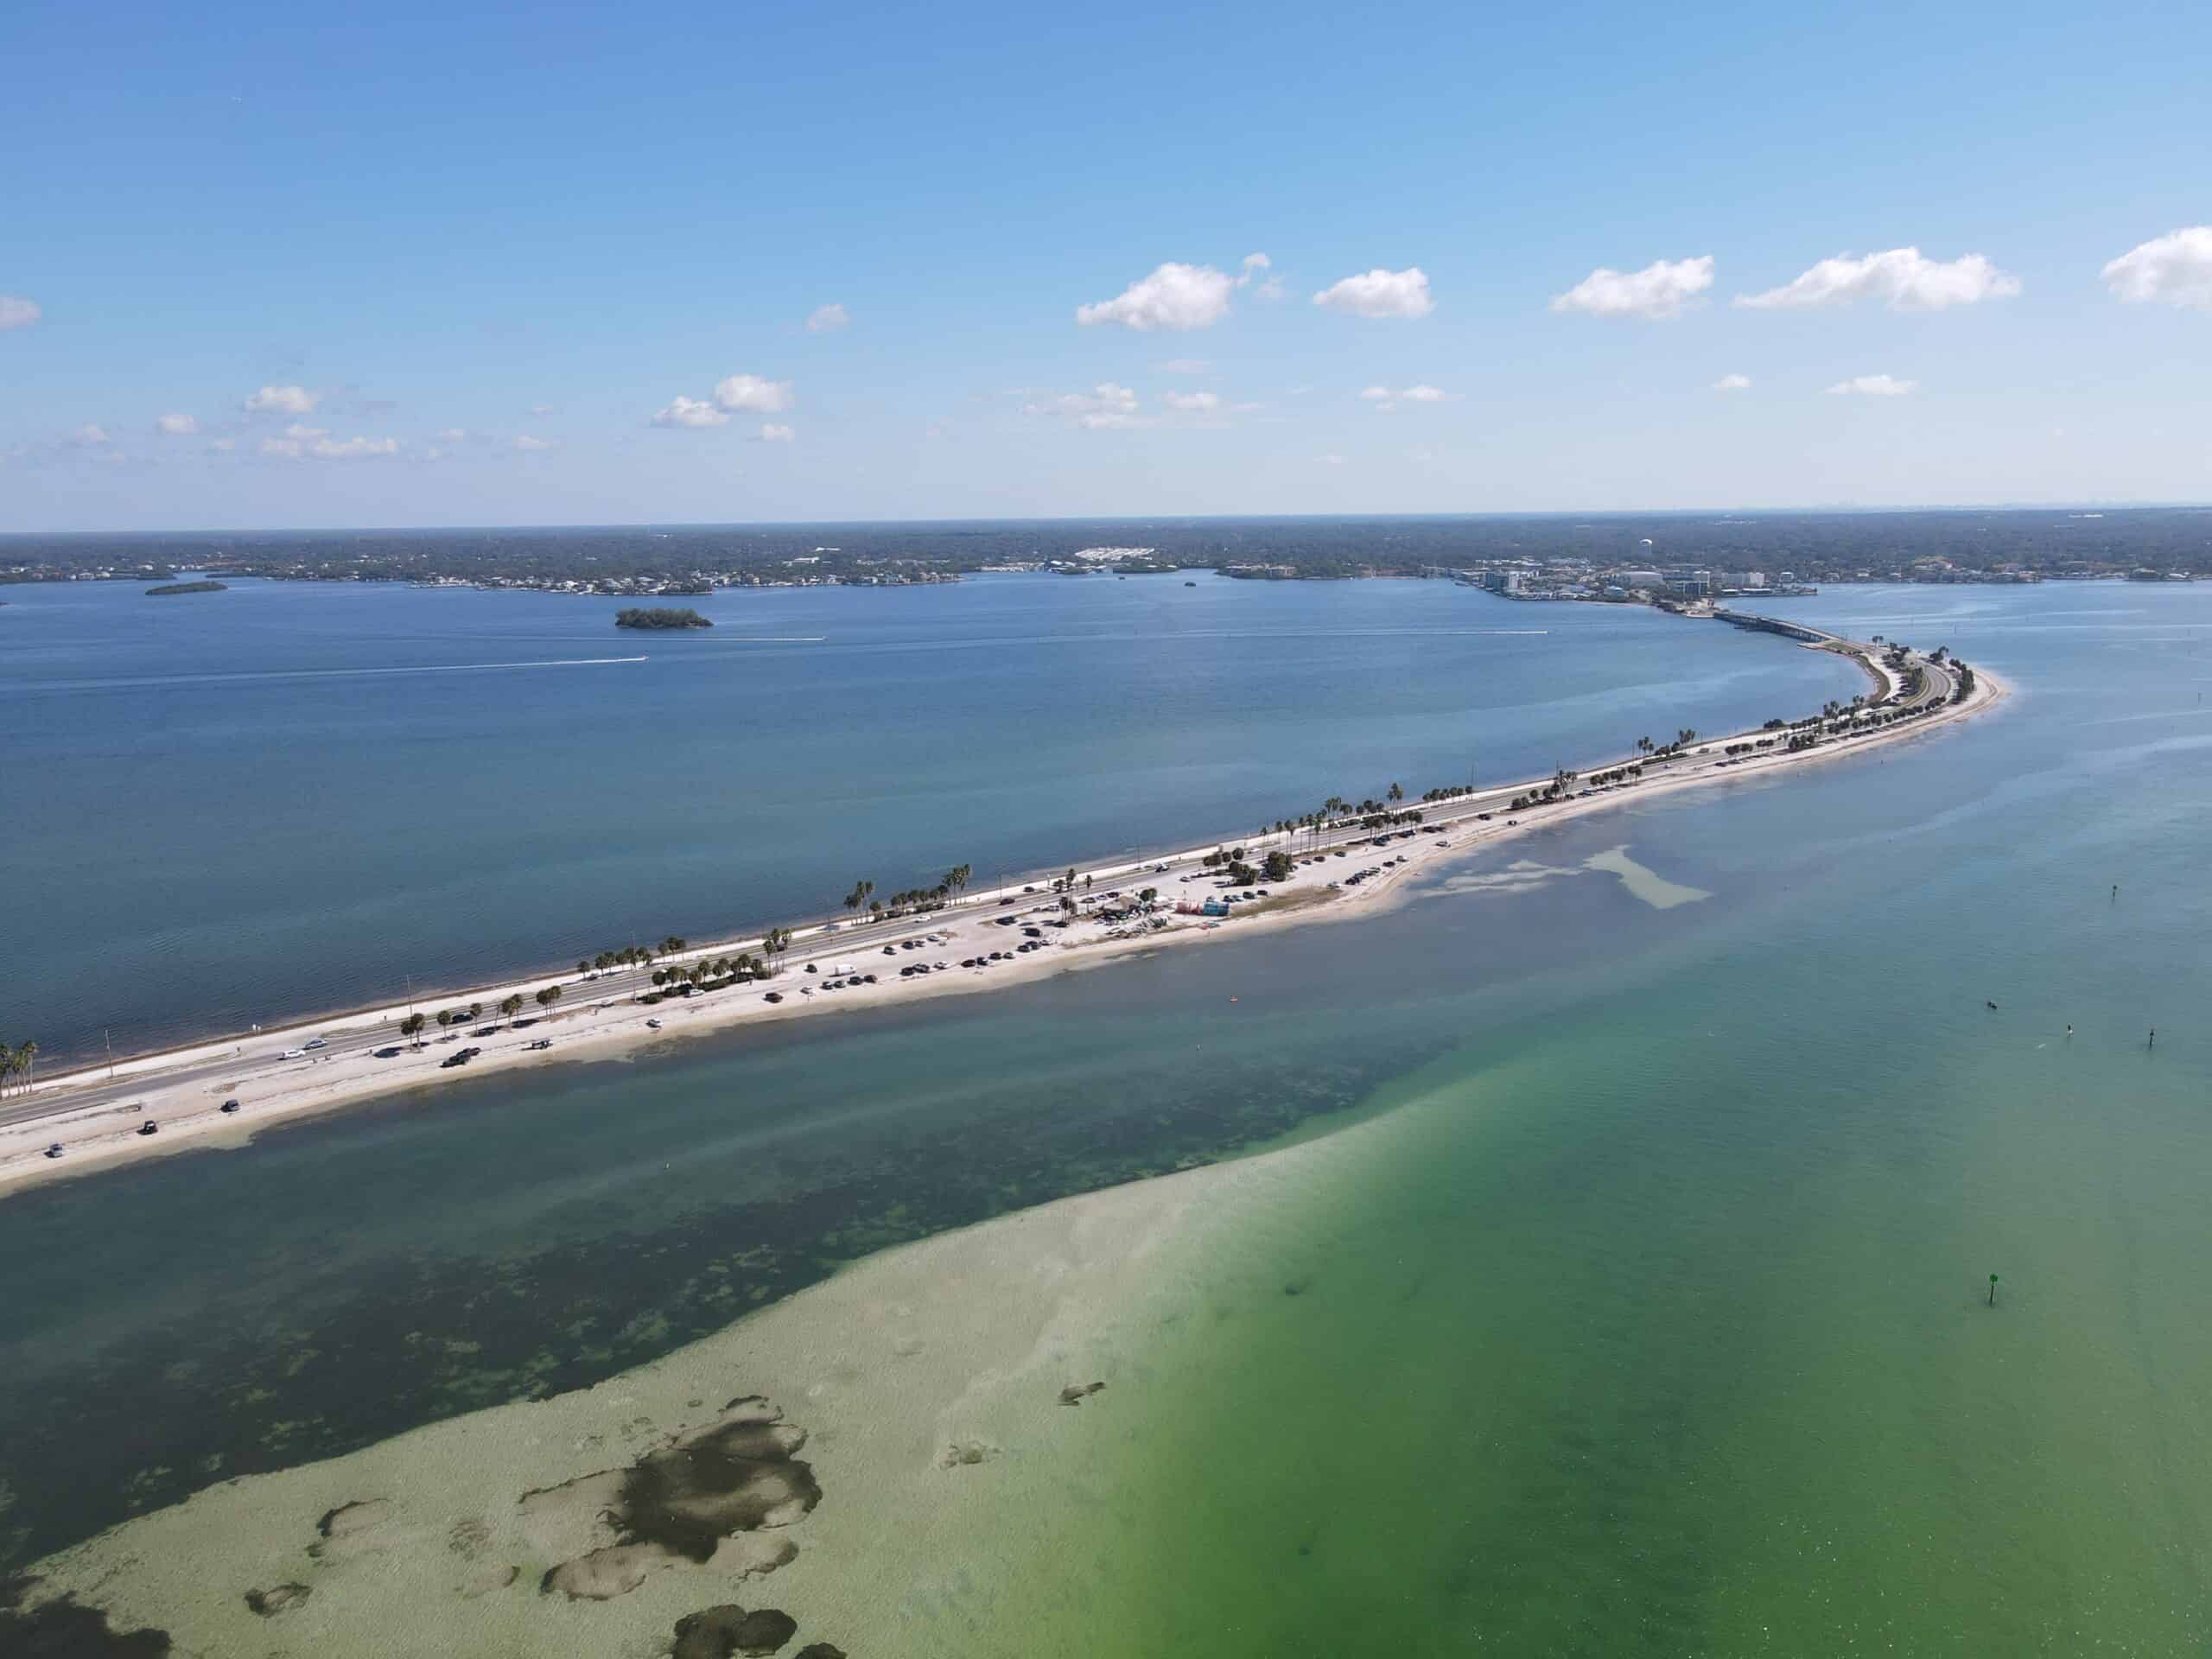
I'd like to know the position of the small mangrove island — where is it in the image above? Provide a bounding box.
[615,606,714,630]
[146,580,228,596]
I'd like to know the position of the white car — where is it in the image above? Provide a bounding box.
[281,1047,307,1059]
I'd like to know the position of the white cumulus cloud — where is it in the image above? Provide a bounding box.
[1077,263,1238,331]
[1359,383,1454,411]
[435,427,468,443]
[1,295,43,332]
[652,396,730,429]
[1712,373,1752,392]
[1160,358,1211,375]
[156,412,200,436]
[1313,267,1433,319]
[1162,391,1223,412]
[2101,226,2212,309]
[1737,248,2020,311]
[1024,382,1144,429]
[805,302,850,333]
[1826,373,1917,397]
[245,384,321,416]
[263,430,399,459]
[1550,255,1714,320]
[514,435,556,452]
[714,373,795,413]
[70,423,111,447]
[757,423,795,442]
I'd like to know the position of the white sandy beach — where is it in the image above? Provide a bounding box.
[0,643,2005,1198]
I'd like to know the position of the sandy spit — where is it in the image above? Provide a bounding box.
[0,654,2007,1198]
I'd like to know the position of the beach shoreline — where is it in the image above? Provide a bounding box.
[0,638,2005,1198]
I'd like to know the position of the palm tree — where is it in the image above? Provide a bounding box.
[400,1013,426,1046]
[500,994,524,1018]
[1387,781,1403,803]
[436,1010,454,1038]
[536,985,563,1010]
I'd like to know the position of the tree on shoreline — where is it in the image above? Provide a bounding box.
[535,985,563,1011]
[1,1039,35,1098]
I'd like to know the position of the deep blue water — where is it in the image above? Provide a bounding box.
[0,572,1855,1059]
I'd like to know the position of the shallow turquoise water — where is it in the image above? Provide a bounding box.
[7,582,2212,1654]
[1031,583,2212,1656]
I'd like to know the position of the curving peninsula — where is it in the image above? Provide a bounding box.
[0,620,2002,1193]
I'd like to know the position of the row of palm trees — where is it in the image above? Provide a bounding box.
[1,1039,36,1098]
[842,865,973,922]
[575,938,688,977]
[1268,790,1427,851]
[651,951,771,991]
[398,984,563,1046]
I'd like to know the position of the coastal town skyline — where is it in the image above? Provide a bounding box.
[7,0,2212,531]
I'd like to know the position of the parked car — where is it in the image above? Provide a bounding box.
[220,1098,241,1115]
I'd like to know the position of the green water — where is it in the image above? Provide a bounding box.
[1004,586,2212,1656]
[10,584,2212,1653]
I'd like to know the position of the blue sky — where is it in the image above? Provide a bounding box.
[4,0,2209,530]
